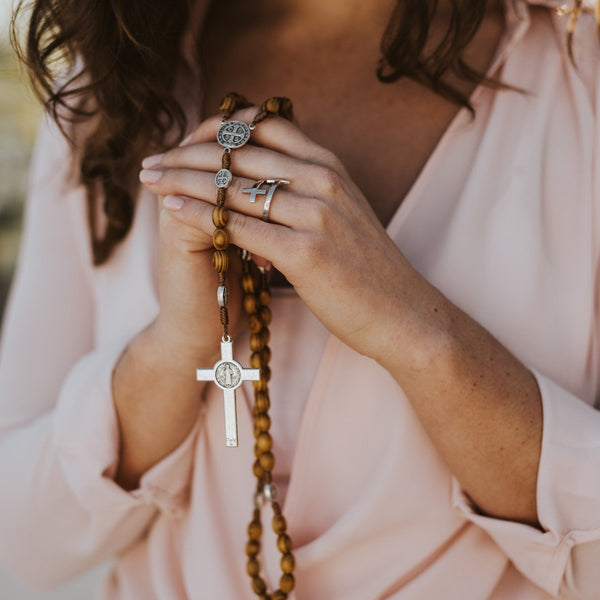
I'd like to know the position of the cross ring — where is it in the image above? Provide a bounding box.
[261,179,291,222]
[242,179,290,221]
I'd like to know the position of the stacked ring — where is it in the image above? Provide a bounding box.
[242,179,291,222]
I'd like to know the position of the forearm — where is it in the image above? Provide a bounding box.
[381,275,543,526]
[112,323,207,490]
[111,204,246,490]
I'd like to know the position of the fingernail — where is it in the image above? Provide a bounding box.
[141,153,164,168]
[139,168,163,184]
[163,195,185,211]
[180,133,193,146]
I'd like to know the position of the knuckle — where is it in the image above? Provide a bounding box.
[314,165,342,196]
[226,210,248,240]
[320,148,343,169]
[308,198,330,230]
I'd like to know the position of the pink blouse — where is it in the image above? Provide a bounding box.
[1,1,599,598]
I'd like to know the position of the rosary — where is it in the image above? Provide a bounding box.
[195,93,296,599]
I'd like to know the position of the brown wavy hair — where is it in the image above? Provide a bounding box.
[12,0,492,266]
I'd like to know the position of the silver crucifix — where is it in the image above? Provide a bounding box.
[196,337,260,447]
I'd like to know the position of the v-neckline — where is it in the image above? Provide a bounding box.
[385,0,529,240]
[273,0,532,522]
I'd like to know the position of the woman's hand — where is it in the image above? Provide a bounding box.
[140,107,430,367]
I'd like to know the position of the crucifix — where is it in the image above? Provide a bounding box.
[196,336,260,447]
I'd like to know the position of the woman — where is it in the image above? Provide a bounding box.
[1,0,599,598]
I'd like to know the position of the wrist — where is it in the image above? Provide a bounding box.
[146,315,223,369]
[374,275,458,382]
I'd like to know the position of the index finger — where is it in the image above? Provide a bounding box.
[185,107,340,170]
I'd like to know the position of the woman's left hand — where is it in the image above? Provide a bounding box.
[140,106,441,367]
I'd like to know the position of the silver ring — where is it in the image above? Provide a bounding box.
[262,179,290,222]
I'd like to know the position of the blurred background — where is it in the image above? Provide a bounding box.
[0,1,109,598]
[0,0,38,322]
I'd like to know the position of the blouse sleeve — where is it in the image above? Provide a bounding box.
[0,115,198,590]
[452,372,600,600]
[453,12,600,597]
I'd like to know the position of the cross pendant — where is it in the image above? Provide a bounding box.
[196,337,260,447]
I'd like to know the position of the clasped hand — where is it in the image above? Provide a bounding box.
[140,107,427,367]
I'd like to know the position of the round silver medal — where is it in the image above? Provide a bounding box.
[215,361,242,389]
[215,168,232,189]
[217,120,251,149]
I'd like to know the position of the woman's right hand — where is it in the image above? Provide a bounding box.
[149,191,244,363]
[111,165,245,490]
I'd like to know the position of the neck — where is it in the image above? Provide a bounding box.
[222,0,397,33]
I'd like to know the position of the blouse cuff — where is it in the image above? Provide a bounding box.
[452,370,600,596]
[52,337,198,518]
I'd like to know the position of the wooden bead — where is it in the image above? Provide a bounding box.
[250,351,262,368]
[255,413,271,432]
[246,557,260,577]
[261,346,272,364]
[219,95,237,114]
[212,206,229,227]
[281,98,293,120]
[279,574,295,593]
[253,459,264,478]
[259,289,271,306]
[255,391,270,413]
[277,534,292,554]
[250,333,265,352]
[218,92,250,116]
[260,366,271,382]
[251,576,267,595]
[259,306,272,325]
[265,97,280,113]
[248,519,262,540]
[242,274,257,293]
[281,553,295,574]
[246,540,260,557]
[212,250,229,273]
[272,514,287,535]
[243,294,259,314]
[247,313,263,334]
[261,329,270,345]
[212,228,229,250]
[253,378,268,392]
[256,432,273,452]
[259,451,275,472]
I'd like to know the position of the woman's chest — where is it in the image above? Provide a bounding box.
[198,7,502,226]
[201,71,463,227]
